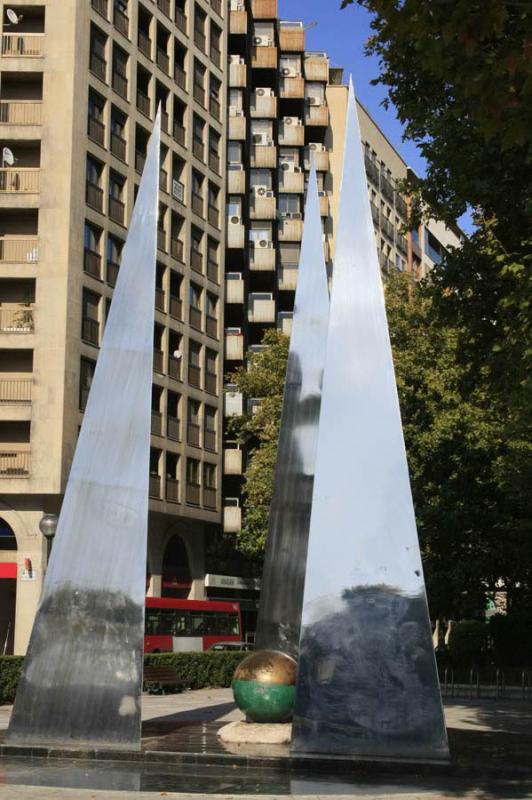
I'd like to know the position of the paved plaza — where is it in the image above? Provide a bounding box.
[0,689,532,799]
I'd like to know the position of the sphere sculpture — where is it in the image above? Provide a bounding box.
[232,650,297,723]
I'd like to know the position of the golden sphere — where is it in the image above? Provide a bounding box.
[232,650,297,723]
[233,650,297,686]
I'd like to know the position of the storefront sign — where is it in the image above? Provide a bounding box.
[205,573,261,591]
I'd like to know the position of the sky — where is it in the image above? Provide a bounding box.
[279,0,474,234]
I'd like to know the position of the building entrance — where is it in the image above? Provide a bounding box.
[0,518,17,654]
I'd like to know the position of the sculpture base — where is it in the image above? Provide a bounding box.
[218,721,292,745]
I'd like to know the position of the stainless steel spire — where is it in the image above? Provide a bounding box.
[291,82,448,762]
[254,163,329,658]
[7,113,161,751]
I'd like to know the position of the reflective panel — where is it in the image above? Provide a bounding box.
[291,82,449,761]
[255,164,329,658]
[7,114,161,751]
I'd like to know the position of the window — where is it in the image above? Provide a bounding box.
[79,358,96,411]
[204,461,216,488]
[278,194,300,215]
[425,229,443,264]
[250,169,272,189]
[189,282,202,309]
[279,242,300,266]
[227,196,242,218]
[249,222,272,242]
[208,183,218,209]
[279,55,301,75]
[82,290,100,345]
[305,82,325,103]
[229,88,243,111]
[84,223,100,253]
[86,156,102,187]
[191,226,203,254]
[227,141,242,164]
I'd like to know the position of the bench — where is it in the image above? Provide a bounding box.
[143,665,187,695]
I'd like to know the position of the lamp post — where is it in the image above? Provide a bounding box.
[39,513,58,563]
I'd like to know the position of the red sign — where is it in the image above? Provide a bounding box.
[0,562,17,579]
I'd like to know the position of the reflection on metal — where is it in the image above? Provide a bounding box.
[291,82,449,761]
[255,164,329,659]
[7,113,161,751]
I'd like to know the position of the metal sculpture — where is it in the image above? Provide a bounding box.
[7,113,161,751]
[291,82,449,762]
[254,163,329,659]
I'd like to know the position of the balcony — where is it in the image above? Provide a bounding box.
[230,9,247,34]
[208,205,219,229]
[174,64,186,91]
[190,248,203,274]
[210,45,221,70]
[251,0,278,18]
[194,30,206,52]
[396,195,408,220]
[186,483,200,506]
[107,260,119,286]
[228,113,246,140]
[111,131,127,161]
[224,331,244,360]
[149,474,161,499]
[109,196,125,225]
[155,287,165,312]
[250,92,277,118]
[169,294,183,320]
[304,53,329,81]
[381,175,395,204]
[229,61,246,87]
[304,146,329,172]
[0,168,40,194]
[278,216,303,241]
[204,427,216,451]
[112,71,128,99]
[223,502,241,533]
[137,90,151,118]
[205,370,217,394]
[173,121,186,147]
[84,249,101,279]
[224,447,242,475]
[170,237,184,262]
[251,46,277,69]
[138,31,151,59]
[203,486,216,509]
[280,76,304,99]
[206,315,218,338]
[0,448,30,478]
[381,216,395,242]
[188,363,201,388]
[0,237,38,264]
[209,95,221,120]
[227,168,245,194]
[157,227,167,251]
[227,217,245,249]
[193,83,206,107]
[166,477,179,503]
[305,103,329,127]
[157,48,170,74]
[0,101,42,125]
[248,294,275,323]
[0,307,34,333]
[278,265,298,291]
[250,191,276,220]
[370,202,380,227]
[279,26,305,51]
[319,193,330,216]
[167,415,180,441]
[364,156,379,185]
[153,348,164,374]
[225,275,244,304]
[82,316,99,345]
[279,121,304,146]
[207,259,218,283]
[250,144,276,168]
[151,411,163,436]
[168,354,181,380]
[224,388,243,417]
[277,311,293,336]
[250,243,275,271]
[88,115,105,147]
[279,169,304,193]
[189,305,202,331]
[193,138,204,161]
[1,34,44,58]
[175,9,187,34]
[397,234,408,256]
[0,378,32,404]
[192,191,203,217]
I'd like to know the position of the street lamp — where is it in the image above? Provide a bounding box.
[39,513,58,561]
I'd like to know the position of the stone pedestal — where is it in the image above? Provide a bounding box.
[218,721,292,745]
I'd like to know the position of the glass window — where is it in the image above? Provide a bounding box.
[250,169,272,189]
[278,194,300,214]
[189,283,202,308]
[227,141,242,163]
[187,458,200,485]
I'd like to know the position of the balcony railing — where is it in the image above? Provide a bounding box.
[168,354,181,380]
[205,371,217,395]
[107,260,119,287]
[166,477,179,503]
[169,295,182,319]
[174,64,186,90]
[156,48,170,73]
[207,259,218,283]
[0,307,34,333]
[84,248,101,279]
[109,196,125,225]
[0,237,38,263]
[149,474,161,498]
[370,202,380,226]
[82,317,99,345]
[211,0,222,16]
[173,122,185,146]
[188,363,201,388]
[137,90,151,117]
[135,150,146,174]
[171,238,184,262]
[0,168,40,193]
[107,129,125,161]
[88,115,105,146]
[0,379,32,403]
[193,84,205,107]
[151,410,163,436]
[90,51,107,81]
[112,70,128,99]
[167,415,180,441]
[194,30,206,52]
[155,287,165,312]
[186,483,200,505]
[192,192,203,216]
[153,348,164,374]
[203,487,216,509]
[113,7,129,37]
[0,101,42,125]
[86,181,104,211]
[381,175,395,203]
[206,315,217,339]
[0,450,30,477]
[1,33,44,58]
[189,306,202,331]
[157,228,166,251]
[204,429,216,451]
[396,195,408,220]
[381,216,395,242]
[397,234,408,255]
[187,422,201,447]
[209,96,220,120]
[208,205,219,228]
[364,156,379,186]
[209,151,220,174]
[190,249,203,273]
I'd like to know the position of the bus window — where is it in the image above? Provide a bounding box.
[191,614,205,635]
[173,612,189,635]
[228,613,240,635]
[145,610,161,635]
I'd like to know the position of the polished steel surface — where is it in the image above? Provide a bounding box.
[233,650,297,685]
[6,114,161,751]
[255,164,329,658]
[291,82,449,761]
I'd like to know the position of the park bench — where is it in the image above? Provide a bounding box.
[143,665,188,695]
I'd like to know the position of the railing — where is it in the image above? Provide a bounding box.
[204,429,216,451]
[137,90,151,117]
[171,238,184,261]
[397,235,408,255]
[91,0,108,17]
[193,138,204,161]
[190,249,203,273]
[1,33,44,58]
[135,150,146,174]
[157,228,166,251]
[113,6,129,37]
[396,195,408,220]
[0,379,32,403]
[193,84,205,107]
[109,196,125,225]
[155,287,165,311]
[0,168,40,193]
[156,48,169,73]
[86,181,104,211]
[153,348,164,374]
[207,259,218,283]
[169,295,182,319]
[370,202,380,226]
[209,96,220,119]
[441,668,532,701]
[107,260,120,287]
[186,483,200,505]
[84,249,101,279]
[188,363,201,388]
[149,474,161,498]
[189,306,202,331]
[88,115,105,146]
[151,411,163,436]
[187,422,201,447]
[192,192,203,216]
[206,315,217,339]
[166,477,179,503]
[168,354,181,380]
[111,131,127,161]
[208,205,219,228]
[173,122,185,146]
[381,175,395,203]
[0,451,30,477]
[174,64,186,90]
[364,156,379,186]
[203,487,216,508]
[112,71,128,99]
[167,415,180,441]
[381,216,395,242]
[0,307,34,333]
[205,371,217,395]
[211,0,222,16]
[90,52,107,81]
[209,151,220,174]
[0,101,42,125]
[210,46,221,69]
[0,237,38,263]
[82,317,99,345]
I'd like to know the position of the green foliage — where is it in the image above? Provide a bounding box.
[0,655,23,704]
[446,620,491,668]
[0,653,246,705]
[227,329,289,556]
[489,609,532,668]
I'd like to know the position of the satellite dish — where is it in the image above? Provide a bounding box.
[2,147,15,166]
[6,9,21,25]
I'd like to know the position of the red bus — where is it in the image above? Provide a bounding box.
[144,598,242,653]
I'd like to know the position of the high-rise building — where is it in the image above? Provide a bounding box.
[0,0,461,653]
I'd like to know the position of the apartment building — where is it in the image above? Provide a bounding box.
[0,0,227,655]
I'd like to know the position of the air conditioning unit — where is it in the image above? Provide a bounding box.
[253,185,269,197]
[280,161,293,172]
[228,162,244,170]
[257,238,271,248]
[252,132,270,145]
[172,180,184,202]
[253,36,271,46]
[318,190,327,197]
[309,142,325,152]
[226,327,242,335]
[229,215,241,225]
[283,117,300,126]
[281,67,297,77]
[287,212,302,220]
[256,87,272,97]
[307,96,321,106]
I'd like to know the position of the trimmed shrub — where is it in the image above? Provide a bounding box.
[1,651,246,705]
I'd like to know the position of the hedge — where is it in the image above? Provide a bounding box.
[0,651,246,706]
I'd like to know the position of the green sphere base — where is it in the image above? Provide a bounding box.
[232,678,295,723]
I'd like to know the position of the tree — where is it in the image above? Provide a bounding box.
[227,329,289,557]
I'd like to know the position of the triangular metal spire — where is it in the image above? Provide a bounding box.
[7,111,161,751]
[291,80,448,761]
[255,162,329,658]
